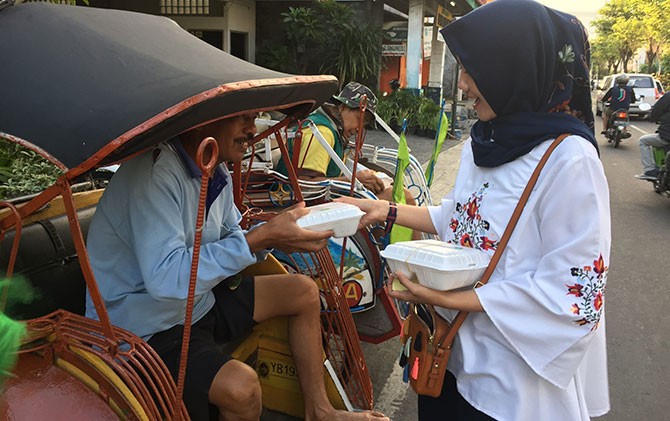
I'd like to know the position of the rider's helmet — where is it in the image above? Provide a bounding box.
[615,74,630,85]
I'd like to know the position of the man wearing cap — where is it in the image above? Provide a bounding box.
[86,114,389,421]
[281,82,410,203]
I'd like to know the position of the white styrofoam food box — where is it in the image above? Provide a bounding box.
[380,240,491,291]
[296,202,364,238]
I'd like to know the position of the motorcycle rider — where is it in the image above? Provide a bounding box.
[601,73,636,138]
[635,90,670,180]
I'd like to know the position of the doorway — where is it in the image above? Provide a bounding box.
[230,32,248,60]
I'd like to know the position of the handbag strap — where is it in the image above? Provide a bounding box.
[437,133,571,347]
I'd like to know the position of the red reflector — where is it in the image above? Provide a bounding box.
[616,112,627,119]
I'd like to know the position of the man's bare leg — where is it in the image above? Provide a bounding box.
[209,359,263,421]
[254,274,389,421]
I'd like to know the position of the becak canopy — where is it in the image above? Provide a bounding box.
[0,2,338,172]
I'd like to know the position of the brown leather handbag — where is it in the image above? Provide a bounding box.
[399,134,570,397]
[402,301,456,397]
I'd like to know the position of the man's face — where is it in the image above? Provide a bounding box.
[207,113,257,163]
[339,106,365,140]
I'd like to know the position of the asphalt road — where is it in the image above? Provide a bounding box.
[596,117,670,421]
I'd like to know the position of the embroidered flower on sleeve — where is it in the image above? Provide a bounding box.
[460,233,473,248]
[450,218,459,230]
[448,183,499,252]
[566,254,608,330]
[558,44,575,64]
[480,237,496,251]
[566,283,583,297]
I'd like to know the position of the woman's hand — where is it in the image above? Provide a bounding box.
[334,196,389,228]
[386,271,437,305]
[387,271,485,312]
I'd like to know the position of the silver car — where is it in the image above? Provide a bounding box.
[596,73,660,118]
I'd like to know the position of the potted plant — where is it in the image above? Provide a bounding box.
[416,97,441,138]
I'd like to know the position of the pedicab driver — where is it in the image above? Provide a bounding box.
[85,113,389,421]
[278,82,412,203]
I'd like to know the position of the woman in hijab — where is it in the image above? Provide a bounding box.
[336,0,610,419]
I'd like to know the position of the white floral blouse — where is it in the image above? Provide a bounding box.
[428,135,610,420]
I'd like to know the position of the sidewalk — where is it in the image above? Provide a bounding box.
[425,138,464,201]
[364,122,470,203]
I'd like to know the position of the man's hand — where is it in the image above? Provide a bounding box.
[355,169,386,194]
[246,202,333,253]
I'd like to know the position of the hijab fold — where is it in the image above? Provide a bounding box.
[440,0,597,167]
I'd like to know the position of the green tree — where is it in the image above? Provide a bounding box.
[593,0,644,72]
[257,0,381,88]
[282,6,323,74]
[637,0,670,71]
[591,36,622,75]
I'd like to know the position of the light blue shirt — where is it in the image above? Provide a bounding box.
[85,142,261,340]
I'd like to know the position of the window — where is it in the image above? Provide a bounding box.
[630,76,653,89]
[160,0,210,15]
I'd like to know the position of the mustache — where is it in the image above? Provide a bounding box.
[233,133,254,143]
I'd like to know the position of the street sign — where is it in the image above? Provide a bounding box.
[382,44,406,56]
[383,26,408,43]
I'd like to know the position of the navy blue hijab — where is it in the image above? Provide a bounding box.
[440,0,598,167]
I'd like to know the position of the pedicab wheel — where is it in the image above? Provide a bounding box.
[0,311,189,420]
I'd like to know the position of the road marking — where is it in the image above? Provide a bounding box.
[629,124,648,135]
[374,361,409,419]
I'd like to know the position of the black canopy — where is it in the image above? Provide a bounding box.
[0,2,338,171]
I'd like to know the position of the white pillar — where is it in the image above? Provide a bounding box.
[428,26,444,88]
[406,0,424,90]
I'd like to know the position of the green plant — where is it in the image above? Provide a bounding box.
[257,44,296,73]
[0,139,62,200]
[257,0,382,88]
[375,89,423,128]
[316,1,381,87]
[326,24,381,88]
[375,94,395,125]
[416,98,441,130]
[393,89,422,127]
[281,6,323,73]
